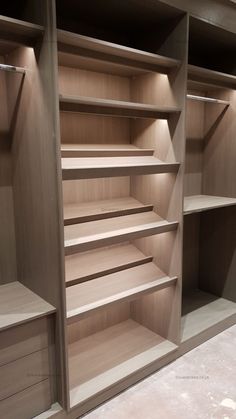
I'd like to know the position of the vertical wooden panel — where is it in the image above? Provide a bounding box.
[9,0,68,409]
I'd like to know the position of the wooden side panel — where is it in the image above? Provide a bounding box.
[131,286,176,339]
[0,57,17,285]
[9,0,68,408]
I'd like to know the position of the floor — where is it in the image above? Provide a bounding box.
[84,325,236,419]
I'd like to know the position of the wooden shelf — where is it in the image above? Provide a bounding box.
[188,64,236,89]
[64,211,178,254]
[187,94,230,105]
[68,319,177,407]
[61,144,154,158]
[181,289,236,343]
[0,282,55,331]
[59,95,181,119]
[66,262,177,321]
[64,197,153,225]
[65,243,153,286]
[57,30,180,75]
[0,15,43,46]
[184,195,236,215]
[62,156,180,180]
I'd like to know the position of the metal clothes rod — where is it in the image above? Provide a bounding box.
[0,63,26,74]
[187,94,230,105]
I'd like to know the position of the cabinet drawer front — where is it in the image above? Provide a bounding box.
[0,317,53,367]
[0,348,50,401]
[0,380,51,419]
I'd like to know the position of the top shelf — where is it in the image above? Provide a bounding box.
[0,14,44,46]
[57,30,180,75]
[188,64,236,90]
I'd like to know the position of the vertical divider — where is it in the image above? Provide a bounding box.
[10,0,69,410]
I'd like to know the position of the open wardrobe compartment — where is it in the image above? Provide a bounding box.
[0,1,236,418]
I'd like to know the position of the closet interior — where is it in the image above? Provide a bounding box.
[0,1,236,418]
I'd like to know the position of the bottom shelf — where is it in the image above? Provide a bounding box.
[68,319,177,407]
[181,289,236,343]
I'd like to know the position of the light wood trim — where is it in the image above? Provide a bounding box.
[0,14,43,44]
[0,282,55,331]
[184,195,236,215]
[59,95,181,119]
[61,144,154,158]
[0,348,50,401]
[0,317,52,367]
[187,94,230,105]
[68,319,177,407]
[0,380,52,419]
[64,197,153,225]
[66,263,177,321]
[188,64,236,89]
[57,30,180,74]
[62,156,180,180]
[64,211,178,254]
[65,244,152,286]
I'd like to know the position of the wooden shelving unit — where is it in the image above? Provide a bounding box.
[56,0,186,412]
[182,15,236,354]
[2,2,236,418]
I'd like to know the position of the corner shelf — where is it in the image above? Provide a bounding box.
[61,144,154,157]
[62,156,180,180]
[181,289,236,344]
[0,282,55,331]
[184,195,236,215]
[64,211,178,254]
[64,197,153,225]
[57,30,180,75]
[0,14,44,45]
[66,262,177,322]
[69,319,177,407]
[65,243,153,286]
[59,95,181,119]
